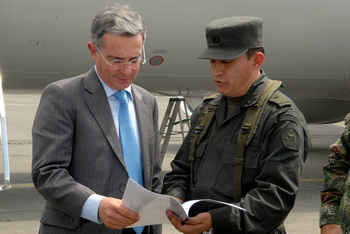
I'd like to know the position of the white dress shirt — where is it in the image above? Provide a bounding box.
[81,66,141,223]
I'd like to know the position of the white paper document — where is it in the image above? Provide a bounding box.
[121,179,245,228]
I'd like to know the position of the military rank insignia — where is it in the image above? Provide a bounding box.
[282,128,299,151]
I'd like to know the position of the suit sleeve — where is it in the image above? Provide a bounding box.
[32,83,94,226]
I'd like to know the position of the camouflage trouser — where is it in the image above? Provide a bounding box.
[340,181,350,233]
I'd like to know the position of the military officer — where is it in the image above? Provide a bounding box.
[162,16,311,233]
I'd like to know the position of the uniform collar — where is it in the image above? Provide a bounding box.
[241,70,268,107]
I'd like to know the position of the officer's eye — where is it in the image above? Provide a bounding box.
[221,60,234,64]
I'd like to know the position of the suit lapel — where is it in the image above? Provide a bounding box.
[82,69,126,169]
[132,85,151,189]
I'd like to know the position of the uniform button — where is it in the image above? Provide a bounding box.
[120,185,126,193]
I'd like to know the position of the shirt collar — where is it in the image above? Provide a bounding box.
[240,69,267,107]
[94,66,133,100]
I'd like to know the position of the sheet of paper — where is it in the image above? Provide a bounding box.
[181,199,246,215]
[121,179,246,228]
[121,179,187,227]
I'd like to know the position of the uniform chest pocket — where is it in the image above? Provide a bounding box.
[221,142,260,169]
[212,141,261,198]
[190,132,211,159]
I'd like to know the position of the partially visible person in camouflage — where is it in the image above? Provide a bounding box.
[320,113,350,234]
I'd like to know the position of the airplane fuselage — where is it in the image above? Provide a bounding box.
[1,0,349,123]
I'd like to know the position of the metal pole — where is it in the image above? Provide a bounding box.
[0,74,10,190]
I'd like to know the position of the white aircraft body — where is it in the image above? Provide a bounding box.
[0,0,350,124]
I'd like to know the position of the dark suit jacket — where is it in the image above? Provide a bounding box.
[32,69,162,233]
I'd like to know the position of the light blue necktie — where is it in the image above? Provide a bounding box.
[114,90,144,234]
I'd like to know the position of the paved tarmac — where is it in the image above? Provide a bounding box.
[0,90,345,233]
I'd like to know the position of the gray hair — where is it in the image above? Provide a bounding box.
[91,3,146,48]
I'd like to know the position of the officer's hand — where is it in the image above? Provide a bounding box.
[172,196,184,204]
[166,210,212,234]
[98,197,140,229]
[320,224,342,234]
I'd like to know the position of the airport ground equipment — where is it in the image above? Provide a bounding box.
[159,98,190,163]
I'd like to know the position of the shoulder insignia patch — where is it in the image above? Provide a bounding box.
[282,128,300,151]
[278,114,298,124]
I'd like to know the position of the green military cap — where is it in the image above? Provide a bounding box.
[197,16,263,60]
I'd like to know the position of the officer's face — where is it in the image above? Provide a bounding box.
[210,53,262,97]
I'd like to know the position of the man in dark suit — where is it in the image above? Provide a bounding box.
[32,3,162,234]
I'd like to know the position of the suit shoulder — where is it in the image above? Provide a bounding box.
[132,84,151,95]
[131,84,156,101]
[45,73,85,91]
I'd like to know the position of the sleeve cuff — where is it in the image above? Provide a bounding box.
[81,194,106,224]
[320,204,340,227]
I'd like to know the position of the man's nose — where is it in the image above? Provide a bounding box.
[210,61,224,76]
[119,64,133,75]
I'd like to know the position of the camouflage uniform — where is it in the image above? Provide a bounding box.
[320,113,350,233]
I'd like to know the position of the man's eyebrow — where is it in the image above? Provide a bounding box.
[107,53,141,60]
[106,55,123,60]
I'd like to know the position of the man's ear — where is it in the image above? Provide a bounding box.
[253,52,265,70]
[87,41,98,62]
